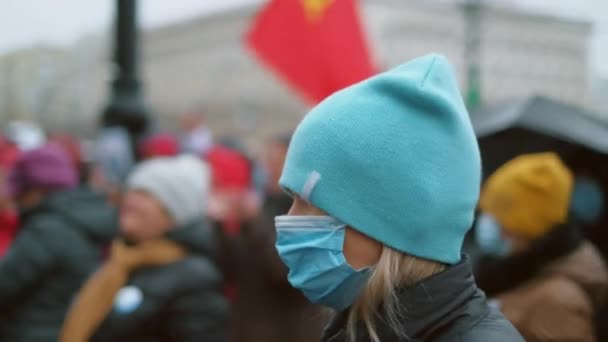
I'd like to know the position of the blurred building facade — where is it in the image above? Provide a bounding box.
[592,78,608,112]
[0,41,107,135]
[139,0,593,145]
[0,48,69,124]
[0,0,598,146]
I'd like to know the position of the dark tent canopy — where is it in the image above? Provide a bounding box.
[470,95,608,256]
[472,96,608,153]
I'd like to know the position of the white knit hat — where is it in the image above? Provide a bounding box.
[127,155,210,226]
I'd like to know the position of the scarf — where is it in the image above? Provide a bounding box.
[60,239,186,342]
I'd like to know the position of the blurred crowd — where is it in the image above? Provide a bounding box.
[0,64,607,342]
[0,115,326,342]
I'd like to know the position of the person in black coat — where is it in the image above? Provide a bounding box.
[0,144,117,342]
[61,155,228,342]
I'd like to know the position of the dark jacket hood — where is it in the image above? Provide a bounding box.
[34,187,118,242]
[166,220,215,258]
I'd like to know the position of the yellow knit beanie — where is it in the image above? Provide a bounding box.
[479,152,574,240]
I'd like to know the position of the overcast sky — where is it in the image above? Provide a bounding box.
[1,0,607,77]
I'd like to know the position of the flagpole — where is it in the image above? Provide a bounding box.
[464,0,482,110]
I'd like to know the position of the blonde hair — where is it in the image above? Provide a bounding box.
[346,246,446,342]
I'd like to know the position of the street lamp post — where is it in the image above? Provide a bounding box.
[102,0,149,155]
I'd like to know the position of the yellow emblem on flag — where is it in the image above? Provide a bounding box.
[301,0,334,21]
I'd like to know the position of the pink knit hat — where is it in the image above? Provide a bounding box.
[8,144,78,198]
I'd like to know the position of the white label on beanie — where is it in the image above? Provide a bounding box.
[301,171,322,202]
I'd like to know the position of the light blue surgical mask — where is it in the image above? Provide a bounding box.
[475,213,512,256]
[275,216,371,310]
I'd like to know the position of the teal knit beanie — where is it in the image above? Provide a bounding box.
[279,54,481,264]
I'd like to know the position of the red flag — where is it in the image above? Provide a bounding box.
[246,0,376,103]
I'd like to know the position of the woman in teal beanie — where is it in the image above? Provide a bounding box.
[274,54,523,341]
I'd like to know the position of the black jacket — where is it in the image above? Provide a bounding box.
[322,256,523,342]
[0,188,117,342]
[91,222,229,342]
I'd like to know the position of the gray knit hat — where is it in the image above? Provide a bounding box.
[127,155,210,226]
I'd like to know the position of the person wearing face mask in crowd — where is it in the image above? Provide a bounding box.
[474,153,608,342]
[273,54,523,342]
[206,144,256,303]
[0,144,117,342]
[205,144,325,342]
[569,176,608,341]
[570,176,607,260]
[61,155,228,342]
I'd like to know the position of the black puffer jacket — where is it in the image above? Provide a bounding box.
[0,188,117,342]
[91,222,229,342]
[322,256,523,342]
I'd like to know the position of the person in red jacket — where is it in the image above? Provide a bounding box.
[0,191,19,257]
[139,133,180,160]
[205,145,257,303]
[0,137,19,257]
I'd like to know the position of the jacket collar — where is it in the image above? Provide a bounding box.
[165,219,216,257]
[324,255,488,341]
